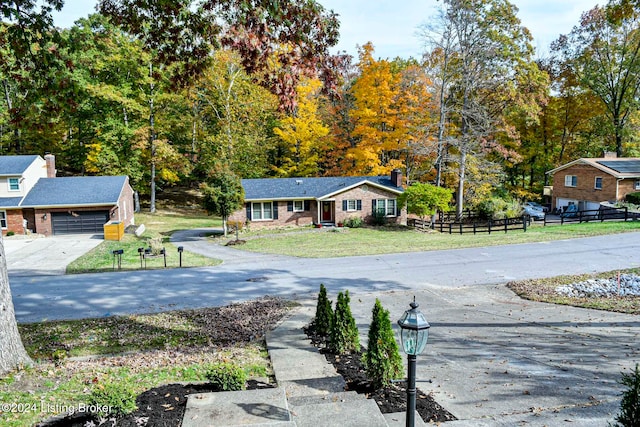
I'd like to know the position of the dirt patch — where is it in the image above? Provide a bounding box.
[38,381,272,427]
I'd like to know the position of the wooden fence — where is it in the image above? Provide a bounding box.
[543,206,634,225]
[410,215,529,234]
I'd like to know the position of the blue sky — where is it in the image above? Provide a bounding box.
[52,0,602,59]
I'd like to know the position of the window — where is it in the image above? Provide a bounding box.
[564,175,577,187]
[0,211,6,229]
[8,178,19,191]
[251,202,273,220]
[293,200,304,212]
[635,180,640,190]
[343,199,362,212]
[373,199,397,217]
[594,177,603,190]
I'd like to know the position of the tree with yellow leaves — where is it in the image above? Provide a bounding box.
[273,77,329,177]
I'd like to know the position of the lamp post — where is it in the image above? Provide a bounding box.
[397,297,430,427]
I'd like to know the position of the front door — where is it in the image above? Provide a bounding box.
[322,201,332,222]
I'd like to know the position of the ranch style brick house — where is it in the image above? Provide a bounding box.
[0,154,135,236]
[229,169,407,228]
[546,154,640,211]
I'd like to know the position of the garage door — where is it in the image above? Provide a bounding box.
[52,211,109,235]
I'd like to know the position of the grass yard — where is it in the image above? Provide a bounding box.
[237,220,640,258]
[0,298,293,427]
[67,208,222,273]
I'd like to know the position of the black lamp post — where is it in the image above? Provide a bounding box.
[397,297,430,427]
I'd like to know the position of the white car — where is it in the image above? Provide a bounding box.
[523,205,545,220]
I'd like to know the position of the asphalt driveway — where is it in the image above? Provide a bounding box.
[4,234,103,276]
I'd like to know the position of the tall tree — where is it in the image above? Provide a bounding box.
[423,0,547,218]
[200,164,244,236]
[553,0,640,157]
[273,77,329,177]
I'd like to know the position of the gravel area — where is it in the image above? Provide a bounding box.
[556,273,640,297]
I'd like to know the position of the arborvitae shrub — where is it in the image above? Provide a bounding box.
[362,299,403,388]
[329,290,360,354]
[613,364,640,427]
[314,284,333,339]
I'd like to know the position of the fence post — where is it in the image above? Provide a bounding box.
[504,219,508,233]
[488,220,492,234]
[473,222,476,234]
[449,223,452,234]
[625,206,628,221]
[459,223,462,234]
[523,215,527,232]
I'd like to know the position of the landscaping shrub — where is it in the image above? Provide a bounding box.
[329,290,360,354]
[314,284,333,339]
[362,299,403,388]
[476,197,521,220]
[205,362,247,391]
[613,364,640,427]
[6,231,14,236]
[625,192,640,205]
[89,381,137,416]
[372,209,387,226]
[343,216,363,228]
[147,237,164,255]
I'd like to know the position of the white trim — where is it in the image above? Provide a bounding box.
[319,180,403,200]
[7,177,20,192]
[250,201,274,221]
[594,176,603,190]
[293,200,304,212]
[564,175,577,187]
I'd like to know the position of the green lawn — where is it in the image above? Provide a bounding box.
[67,209,222,273]
[237,220,640,258]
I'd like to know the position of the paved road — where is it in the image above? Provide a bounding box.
[7,229,640,425]
[9,231,640,322]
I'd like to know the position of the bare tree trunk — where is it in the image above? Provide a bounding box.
[0,234,32,375]
[148,62,156,214]
[456,149,466,221]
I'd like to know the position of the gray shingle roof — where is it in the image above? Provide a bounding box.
[0,197,24,208]
[242,176,402,200]
[20,176,127,207]
[0,155,40,176]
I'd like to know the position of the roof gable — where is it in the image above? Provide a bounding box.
[0,155,41,176]
[547,158,640,178]
[242,176,403,200]
[20,176,128,207]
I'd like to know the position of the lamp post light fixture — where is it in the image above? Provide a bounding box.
[397,297,430,427]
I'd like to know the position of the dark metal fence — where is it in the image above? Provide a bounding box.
[543,206,632,225]
[410,215,529,234]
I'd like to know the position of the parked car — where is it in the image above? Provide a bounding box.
[524,201,548,212]
[523,205,545,220]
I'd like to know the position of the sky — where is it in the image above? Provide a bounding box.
[51,0,603,59]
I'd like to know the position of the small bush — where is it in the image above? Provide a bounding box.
[371,209,387,226]
[6,231,14,236]
[314,284,333,339]
[227,220,243,231]
[476,197,521,220]
[362,299,403,389]
[613,364,640,427]
[89,381,137,416]
[147,237,164,255]
[625,192,640,205]
[329,290,360,354]
[343,216,363,228]
[206,362,247,391]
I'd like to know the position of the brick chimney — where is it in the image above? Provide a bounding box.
[390,168,403,187]
[44,154,56,178]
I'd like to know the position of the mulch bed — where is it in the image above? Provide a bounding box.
[38,380,272,427]
[304,326,456,424]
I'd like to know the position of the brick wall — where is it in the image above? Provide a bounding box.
[230,183,407,228]
[3,209,24,235]
[552,164,620,207]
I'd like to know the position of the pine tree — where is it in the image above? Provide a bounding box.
[614,364,640,427]
[362,299,403,388]
[329,290,360,354]
[314,284,333,340]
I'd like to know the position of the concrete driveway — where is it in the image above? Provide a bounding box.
[4,234,103,276]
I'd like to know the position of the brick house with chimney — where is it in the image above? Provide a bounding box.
[546,154,640,212]
[229,169,407,228]
[0,154,135,236]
